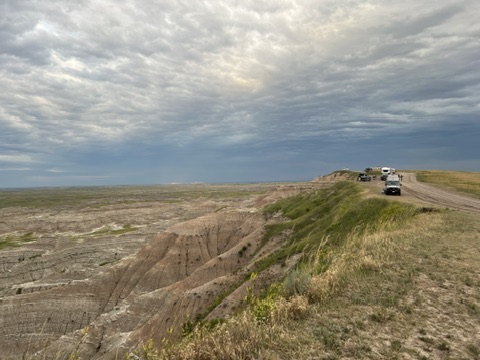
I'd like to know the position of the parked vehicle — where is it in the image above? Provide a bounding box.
[384,174,401,195]
[357,173,372,182]
[381,167,392,181]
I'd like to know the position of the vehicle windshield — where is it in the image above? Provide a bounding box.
[387,181,400,186]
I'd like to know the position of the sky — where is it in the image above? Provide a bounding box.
[1,0,479,188]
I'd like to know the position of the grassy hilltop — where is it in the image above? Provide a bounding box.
[131,171,480,360]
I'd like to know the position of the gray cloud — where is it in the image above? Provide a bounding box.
[0,0,479,186]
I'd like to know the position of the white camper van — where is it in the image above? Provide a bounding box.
[381,167,391,181]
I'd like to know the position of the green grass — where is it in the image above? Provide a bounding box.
[0,232,36,249]
[255,181,417,274]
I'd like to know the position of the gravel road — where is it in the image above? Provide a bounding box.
[393,173,480,213]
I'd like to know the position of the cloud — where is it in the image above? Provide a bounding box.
[0,0,479,186]
[0,154,36,163]
[0,167,31,172]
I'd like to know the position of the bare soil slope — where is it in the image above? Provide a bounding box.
[0,183,316,359]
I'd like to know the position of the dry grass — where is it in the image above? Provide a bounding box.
[414,170,480,198]
[132,202,480,359]
[132,302,309,360]
[129,205,446,359]
[285,210,480,359]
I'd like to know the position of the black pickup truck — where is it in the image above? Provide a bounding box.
[357,173,372,182]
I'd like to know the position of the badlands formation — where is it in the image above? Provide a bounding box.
[0,182,323,359]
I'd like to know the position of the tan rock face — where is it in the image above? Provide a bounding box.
[0,183,324,359]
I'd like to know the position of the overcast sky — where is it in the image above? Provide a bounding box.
[1,0,479,188]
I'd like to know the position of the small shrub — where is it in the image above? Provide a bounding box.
[314,326,339,350]
[437,341,450,351]
[284,269,311,297]
[369,308,394,323]
[127,339,159,360]
[245,281,283,323]
[238,245,248,257]
[467,343,480,357]
[391,340,402,351]
[272,295,309,323]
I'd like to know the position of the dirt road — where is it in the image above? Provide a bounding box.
[390,173,480,213]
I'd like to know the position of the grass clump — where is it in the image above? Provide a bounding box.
[0,232,36,249]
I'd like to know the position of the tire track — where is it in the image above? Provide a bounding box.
[401,173,480,213]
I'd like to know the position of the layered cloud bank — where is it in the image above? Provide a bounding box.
[1,0,479,187]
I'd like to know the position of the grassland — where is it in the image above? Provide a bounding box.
[414,170,480,198]
[129,175,480,360]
